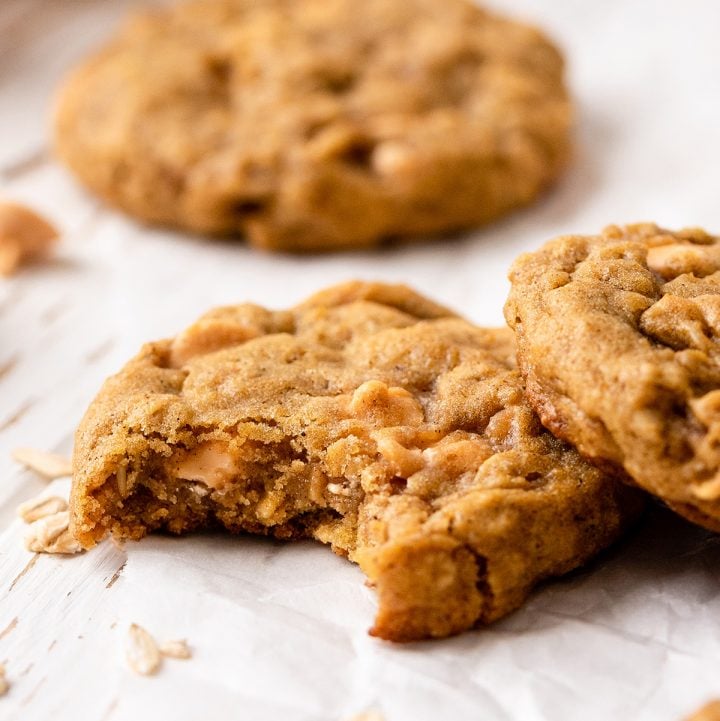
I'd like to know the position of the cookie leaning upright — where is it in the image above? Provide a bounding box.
[506,223,720,531]
[71,281,642,641]
[54,0,571,251]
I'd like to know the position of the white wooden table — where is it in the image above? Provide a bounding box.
[1,2,720,720]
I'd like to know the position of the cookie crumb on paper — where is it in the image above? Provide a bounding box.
[17,494,68,523]
[126,624,161,676]
[24,510,81,555]
[0,664,9,697]
[12,447,72,479]
[0,201,58,276]
[159,639,192,660]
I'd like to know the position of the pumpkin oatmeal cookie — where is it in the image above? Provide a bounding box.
[506,223,720,531]
[71,282,641,641]
[54,0,571,251]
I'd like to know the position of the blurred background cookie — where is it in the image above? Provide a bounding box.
[54,0,572,251]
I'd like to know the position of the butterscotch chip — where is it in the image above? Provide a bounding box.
[506,223,720,530]
[0,202,58,276]
[684,701,720,721]
[71,281,642,641]
[54,0,571,251]
[12,447,73,479]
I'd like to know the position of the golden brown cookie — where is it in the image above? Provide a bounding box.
[54,0,571,251]
[71,282,641,641]
[506,223,720,531]
[684,701,720,721]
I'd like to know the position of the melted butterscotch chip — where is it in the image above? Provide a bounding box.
[506,223,720,530]
[54,0,571,251]
[71,281,642,641]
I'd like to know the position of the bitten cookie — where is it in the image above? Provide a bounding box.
[506,223,720,531]
[71,281,641,641]
[54,0,571,251]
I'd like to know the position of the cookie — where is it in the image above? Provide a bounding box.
[54,0,571,251]
[71,282,641,641]
[685,701,720,721]
[506,223,720,531]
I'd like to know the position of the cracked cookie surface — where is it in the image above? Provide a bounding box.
[54,0,571,251]
[71,282,641,641]
[506,223,720,530]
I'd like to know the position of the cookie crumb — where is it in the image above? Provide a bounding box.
[159,639,191,660]
[0,664,8,697]
[12,447,72,479]
[24,510,81,554]
[126,624,161,676]
[109,535,126,552]
[17,494,68,523]
[0,201,58,277]
[685,700,720,721]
